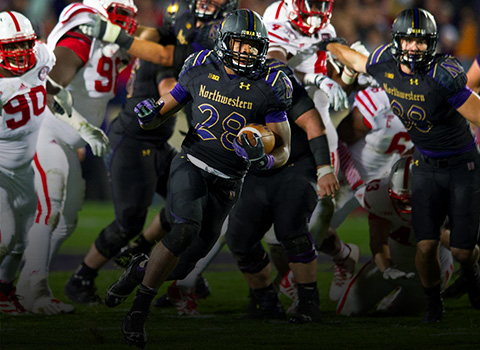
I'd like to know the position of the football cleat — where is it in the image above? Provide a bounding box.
[113,241,152,268]
[122,309,148,349]
[247,286,285,320]
[31,297,75,315]
[154,275,210,309]
[289,284,322,324]
[0,288,26,316]
[422,296,444,323]
[105,253,148,308]
[167,281,200,316]
[65,273,102,304]
[329,243,360,301]
[463,263,480,310]
[279,270,299,314]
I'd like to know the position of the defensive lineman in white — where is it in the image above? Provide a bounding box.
[336,157,453,316]
[15,0,135,315]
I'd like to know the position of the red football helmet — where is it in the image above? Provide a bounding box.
[284,0,333,35]
[83,0,138,34]
[0,11,37,75]
[388,156,413,215]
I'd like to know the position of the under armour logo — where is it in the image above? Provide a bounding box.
[239,82,250,90]
[142,149,151,156]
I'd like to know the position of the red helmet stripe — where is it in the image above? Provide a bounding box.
[6,11,21,32]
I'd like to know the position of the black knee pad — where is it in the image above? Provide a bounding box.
[231,243,270,274]
[94,221,133,259]
[161,222,200,257]
[281,234,317,264]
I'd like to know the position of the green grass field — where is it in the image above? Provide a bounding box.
[1,201,479,350]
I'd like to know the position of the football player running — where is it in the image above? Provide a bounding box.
[323,8,480,322]
[0,10,105,315]
[104,9,292,348]
[337,157,453,316]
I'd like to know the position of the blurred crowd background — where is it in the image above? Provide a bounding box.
[2,0,479,67]
[1,0,479,200]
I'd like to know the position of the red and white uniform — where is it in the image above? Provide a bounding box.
[331,87,414,228]
[17,3,129,299]
[336,178,453,316]
[263,1,339,170]
[0,42,55,271]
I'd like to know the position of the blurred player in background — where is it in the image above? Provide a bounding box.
[0,10,104,315]
[0,10,57,316]
[337,157,453,316]
[14,0,141,314]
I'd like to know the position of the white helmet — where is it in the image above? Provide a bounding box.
[83,0,138,34]
[284,0,333,35]
[0,11,37,75]
[388,156,413,215]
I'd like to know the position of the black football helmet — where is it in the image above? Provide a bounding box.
[163,0,190,29]
[189,0,238,22]
[391,8,437,72]
[215,9,269,75]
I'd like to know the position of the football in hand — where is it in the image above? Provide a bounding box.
[237,123,275,154]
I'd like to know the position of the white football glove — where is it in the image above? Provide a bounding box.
[304,74,349,111]
[79,14,133,49]
[76,117,109,157]
[350,41,370,57]
[383,266,415,281]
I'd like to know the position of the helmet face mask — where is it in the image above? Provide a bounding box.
[388,156,413,216]
[391,8,437,72]
[215,9,269,75]
[0,11,37,75]
[285,0,333,35]
[190,0,238,22]
[83,0,138,34]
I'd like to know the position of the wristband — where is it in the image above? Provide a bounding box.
[309,135,331,167]
[316,165,334,179]
[341,66,358,85]
[115,29,135,50]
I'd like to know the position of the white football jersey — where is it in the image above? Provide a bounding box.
[0,42,55,170]
[42,3,130,149]
[263,1,336,75]
[349,87,414,181]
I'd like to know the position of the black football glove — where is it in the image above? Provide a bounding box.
[236,133,274,170]
[317,37,347,52]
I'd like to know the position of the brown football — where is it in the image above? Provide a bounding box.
[237,123,275,154]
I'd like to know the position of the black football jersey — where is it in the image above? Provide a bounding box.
[172,13,222,76]
[176,50,293,178]
[367,44,474,154]
[113,57,176,143]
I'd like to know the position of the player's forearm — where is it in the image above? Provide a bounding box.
[268,121,291,168]
[327,43,368,74]
[128,39,174,67]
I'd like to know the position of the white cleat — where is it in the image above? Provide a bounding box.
[31,297,75,315]
[329,243,360,301]
[279,270,299,314]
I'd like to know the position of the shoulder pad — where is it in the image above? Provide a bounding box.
[178,50,217,78]
[59,3,97,25]
[367,44,393,68]
[429,55,467,92]
[262,66,293,110]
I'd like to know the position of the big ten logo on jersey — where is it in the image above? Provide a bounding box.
[208,73,219,81]
[3,86,47,130]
